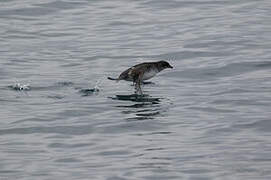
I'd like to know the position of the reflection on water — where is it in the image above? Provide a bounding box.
[112,94,160,102]
[110,94,161,121]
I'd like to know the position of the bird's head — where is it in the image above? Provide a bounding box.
[158,61,173,70]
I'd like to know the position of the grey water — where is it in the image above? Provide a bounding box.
[1,0,271,179]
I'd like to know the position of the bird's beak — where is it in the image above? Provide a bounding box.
[169,65,173,69]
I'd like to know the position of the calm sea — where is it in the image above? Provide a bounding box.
[1,0,271,179]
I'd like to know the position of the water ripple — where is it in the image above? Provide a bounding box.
[1,0,271,179]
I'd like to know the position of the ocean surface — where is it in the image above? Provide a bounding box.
[1,0,271,179]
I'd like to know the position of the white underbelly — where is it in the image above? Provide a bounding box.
[143,70,158,80]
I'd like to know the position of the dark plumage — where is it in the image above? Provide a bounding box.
[108,61,173,94]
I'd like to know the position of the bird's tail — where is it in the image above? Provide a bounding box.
[107,77,119,82]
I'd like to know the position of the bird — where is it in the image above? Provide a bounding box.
[108,60,173,95]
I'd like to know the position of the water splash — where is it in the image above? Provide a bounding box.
[79,79,102,96]
[93,79,101,92]
[9,83,31,91]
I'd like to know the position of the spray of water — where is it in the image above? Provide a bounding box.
[93,79,102,92]
[11,83,31,91]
